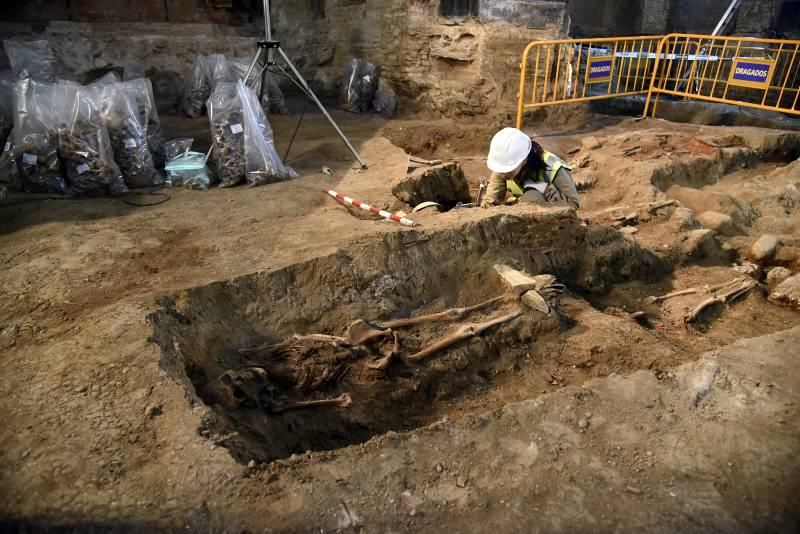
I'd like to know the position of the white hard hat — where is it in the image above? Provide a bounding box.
[487,127,532,173]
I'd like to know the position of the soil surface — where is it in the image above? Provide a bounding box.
[1,108,800,532]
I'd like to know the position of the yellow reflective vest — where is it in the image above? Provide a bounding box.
[505,150,571,203]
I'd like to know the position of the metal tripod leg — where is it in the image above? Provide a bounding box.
[275,46,367,169]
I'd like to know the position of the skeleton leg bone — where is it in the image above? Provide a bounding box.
[684,280,757,323]
[269,393,353,413]
[379,295,506,329]
[406,310,523,362]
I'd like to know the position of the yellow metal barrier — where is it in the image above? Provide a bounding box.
[516,36,665,128]
[644,33,800,117]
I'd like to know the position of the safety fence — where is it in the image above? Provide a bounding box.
[516,36,665,128]
[517,33,800,128]
[644,33,800,118]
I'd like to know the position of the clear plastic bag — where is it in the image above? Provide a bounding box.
[3,39,57,83]
[227,58,262,96]
[182,55,210,118]
[0,71,15,152]
[164,138,211,191]
[208,82,245,187]
[237,80,297,186]
[6,79,66,194]
[53,84,127,196]
[207,54,229,90]
[340,58,378,113]
[118,78,164,167]
[263,71,288,115]
[96,83,162,189]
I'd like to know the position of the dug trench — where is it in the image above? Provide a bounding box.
[148,203,796,466]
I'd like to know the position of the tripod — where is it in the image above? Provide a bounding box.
[239,0,367,169]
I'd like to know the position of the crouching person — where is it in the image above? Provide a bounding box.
[482,127,579,209]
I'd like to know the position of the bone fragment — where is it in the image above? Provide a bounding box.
[270,393,353,413]
[379,295,505,329]
[407,310,522,362]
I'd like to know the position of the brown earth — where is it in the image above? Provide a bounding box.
[1,109,799,532]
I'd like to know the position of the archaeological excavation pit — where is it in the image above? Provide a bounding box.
[149,209,687,464]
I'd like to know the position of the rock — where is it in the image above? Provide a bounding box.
[626,485,642,495]
[620,226,638,236]
[456,476,468,488]
[767,267,792,289]
[751,234,779,262]
[582,136,602,150]
[247,460,256,469]
[680,229,730,263]
[775,246,800,265]
[494,264,539,295]
[436,463,444,473]
[144,404,163,418]
[697,211,735,236]
[578,418,589,430]
[769,274,800,308]
[666,186,755,226]
[670,207,698,230]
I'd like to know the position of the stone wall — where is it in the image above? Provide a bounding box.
[0,1,570,117]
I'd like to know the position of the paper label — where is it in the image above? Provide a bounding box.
[230,123,243,135]
[124,138,137,149]
[3,142,11,153]
[76,163,90,175]
[22,153,37,165]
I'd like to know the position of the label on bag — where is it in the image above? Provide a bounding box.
[230,123,243,135]
[124,138,137,149]
[22,153,37,165]
[76,163,90,175]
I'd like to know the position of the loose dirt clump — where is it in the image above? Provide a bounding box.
[391,162,471,209]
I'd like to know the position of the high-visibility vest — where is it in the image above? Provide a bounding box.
[506,150,571,203]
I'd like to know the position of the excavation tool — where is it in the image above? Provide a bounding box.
[476,178,487,207]
[205,0,367,170]
[323,188,417,227]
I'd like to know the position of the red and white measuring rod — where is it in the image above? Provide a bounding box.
[323,188,417,227]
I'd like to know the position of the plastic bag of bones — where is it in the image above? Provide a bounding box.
[340,58,379,113]
[208,81,297,187]
[2,79,67,194]
[0,72,15,154]
[3,38,58,83]
[95,83,163,188]
[57,84,128,196]
[117,78,165,168]
[5,80,127,196]
[164,137,212,191]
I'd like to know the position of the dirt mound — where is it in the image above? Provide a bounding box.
[391,162,472,209]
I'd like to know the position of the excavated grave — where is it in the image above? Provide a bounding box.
[149,209,675,464]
